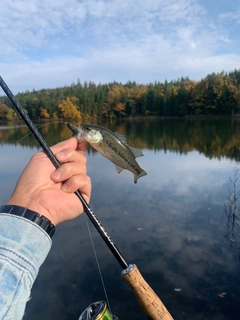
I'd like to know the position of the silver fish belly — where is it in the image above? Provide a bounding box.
[69,123,147,183]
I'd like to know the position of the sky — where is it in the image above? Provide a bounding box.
[0,0,240,94]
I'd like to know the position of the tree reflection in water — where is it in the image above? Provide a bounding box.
[223,167,240,252]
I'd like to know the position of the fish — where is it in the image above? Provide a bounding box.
[67,122,147,183]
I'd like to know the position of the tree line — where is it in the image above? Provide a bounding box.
[1,69,240,120]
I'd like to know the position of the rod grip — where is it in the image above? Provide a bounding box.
[121,264,173,320]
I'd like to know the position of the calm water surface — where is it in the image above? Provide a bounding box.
[1,119,240,320]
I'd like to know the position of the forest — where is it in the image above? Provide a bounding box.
[0,69,240,120]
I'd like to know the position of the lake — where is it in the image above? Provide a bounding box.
[1,118,240,320]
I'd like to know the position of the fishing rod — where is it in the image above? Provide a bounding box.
[0,75,173,320]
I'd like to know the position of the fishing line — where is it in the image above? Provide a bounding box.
[85,216,112,315]
[2,121,67,155]
[0,76,128,269]
[12,118,113,310]
[0,76,174,320]
[14,121,67,145]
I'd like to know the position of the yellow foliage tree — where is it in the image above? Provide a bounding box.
[39,107,50,119]
[5,108,17,120]
[0,104,17,120]
[104,85,129,117]
[114,102,126,115]
[58,97,82,119]
[0,103,7,119]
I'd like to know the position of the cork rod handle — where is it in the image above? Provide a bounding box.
[121,264,173,320]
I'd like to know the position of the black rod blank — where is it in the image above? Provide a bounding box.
[0,76,128,269]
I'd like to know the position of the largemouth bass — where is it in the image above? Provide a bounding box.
[67,122,147,183]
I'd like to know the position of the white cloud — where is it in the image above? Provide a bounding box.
[219,10,240,23]
[0,0,240,93]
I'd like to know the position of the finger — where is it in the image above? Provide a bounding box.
[77,141,88,153]
[55,148,87,164]
[61,174,91,197]
[50,137,78,154]
[51,162,87,182]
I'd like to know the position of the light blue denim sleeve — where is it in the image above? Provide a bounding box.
[0,213,52,320]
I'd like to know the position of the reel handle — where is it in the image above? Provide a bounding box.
[121,264,173,320]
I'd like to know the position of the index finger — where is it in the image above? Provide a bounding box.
[50,137,78,154]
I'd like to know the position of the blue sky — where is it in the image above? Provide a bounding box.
[0,0,240,94]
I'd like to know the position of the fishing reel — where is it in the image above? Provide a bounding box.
[79,301,119,320]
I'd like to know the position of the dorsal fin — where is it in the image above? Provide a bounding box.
[114,131,127,144]
[114,131,144,158]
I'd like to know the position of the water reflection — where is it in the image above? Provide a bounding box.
[222,168,240,249]
[1,119,240,320]
[1,119,240,160]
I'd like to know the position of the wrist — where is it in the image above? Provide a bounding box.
[0,204,55,238]
[7,194,56,225]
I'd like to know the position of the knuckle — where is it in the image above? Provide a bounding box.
[77,174,91,189]
[64,148,75,159]
[59,163,71,177]
[79,153,87,164]
[76,162,87,174]
[86,175,91,186]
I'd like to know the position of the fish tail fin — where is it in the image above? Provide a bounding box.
[134,169,147,184]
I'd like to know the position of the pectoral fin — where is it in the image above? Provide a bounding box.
[115,165,124,174]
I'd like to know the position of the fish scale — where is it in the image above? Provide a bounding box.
[102,140,141,175]
[67,122,147,183]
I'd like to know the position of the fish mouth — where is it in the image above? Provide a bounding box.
[66,122,79,135]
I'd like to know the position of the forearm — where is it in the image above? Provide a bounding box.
[0,214,51,320]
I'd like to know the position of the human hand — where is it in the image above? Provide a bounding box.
[7,137,91,226]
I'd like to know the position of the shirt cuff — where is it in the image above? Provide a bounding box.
[0,213,52,285]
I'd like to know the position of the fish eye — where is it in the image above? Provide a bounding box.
[86,127,90,131]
